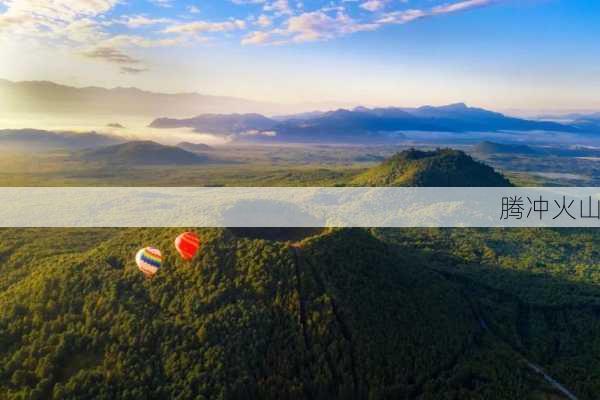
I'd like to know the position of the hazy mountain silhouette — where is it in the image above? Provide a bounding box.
[0,79,351,117]
[0,129,122,151]
[149,103,580,144]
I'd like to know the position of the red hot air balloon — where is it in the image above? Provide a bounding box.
[175,232,201,261]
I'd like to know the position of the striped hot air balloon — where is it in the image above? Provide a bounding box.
[174,232,201,261]
[135,247,162,277]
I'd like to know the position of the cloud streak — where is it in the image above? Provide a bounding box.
[0,0,509,53]
[243,0,507,45]
[83,47,141,65]
[120,66,149,74]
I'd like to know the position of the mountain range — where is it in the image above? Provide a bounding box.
[0,79,350,117]
[150,103,581,144]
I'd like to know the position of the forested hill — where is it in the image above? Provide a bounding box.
[0,227,577,399]
[352,148,513,186]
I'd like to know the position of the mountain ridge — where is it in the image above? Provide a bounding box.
[149,104,581,144]
[0,79,353,117]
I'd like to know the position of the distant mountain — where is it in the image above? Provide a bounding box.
[271,110,327,121]
[0,129,122,151]
[571,114,600,132]
[150,113,277,134]
[80,141,208,165]
[176,142,213,152]
[473,141,537,155]
[0,79,315,117]
[275,103,579,136]
[535,112,600,132]
[352,148,512,186]
[149,103,580,144]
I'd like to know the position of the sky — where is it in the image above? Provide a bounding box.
[0,0,599,111]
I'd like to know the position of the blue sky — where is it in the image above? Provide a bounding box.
[0,0,599,110]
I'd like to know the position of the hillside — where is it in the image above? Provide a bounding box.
[80,141,209,165]
[0,227,577,399]
[473,141,537,155]
[352,149,513,186]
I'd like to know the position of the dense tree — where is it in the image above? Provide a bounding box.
[2,227,597,399]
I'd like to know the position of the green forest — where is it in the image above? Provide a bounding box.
[1,227,599,399]
[1,150,599,399]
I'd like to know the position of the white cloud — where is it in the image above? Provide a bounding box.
[164,19,246,34]
[377,0,501,25]
[122,15,171,28]
[360,0,387,12]
[0,0,509,54]
[243,10,378,45]
[263,0,292,15]
[242,30,282,45]
[256,14,272,27]
[0,0,118,42]
[288,11,378,41]
[231,0,266,4]
[377,9,427,24]
[432,0,499,14]
[149,0,173,8]
[102,34,182,48]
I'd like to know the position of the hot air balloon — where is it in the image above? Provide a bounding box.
[174,232,201,261]
[135,247,162,277]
